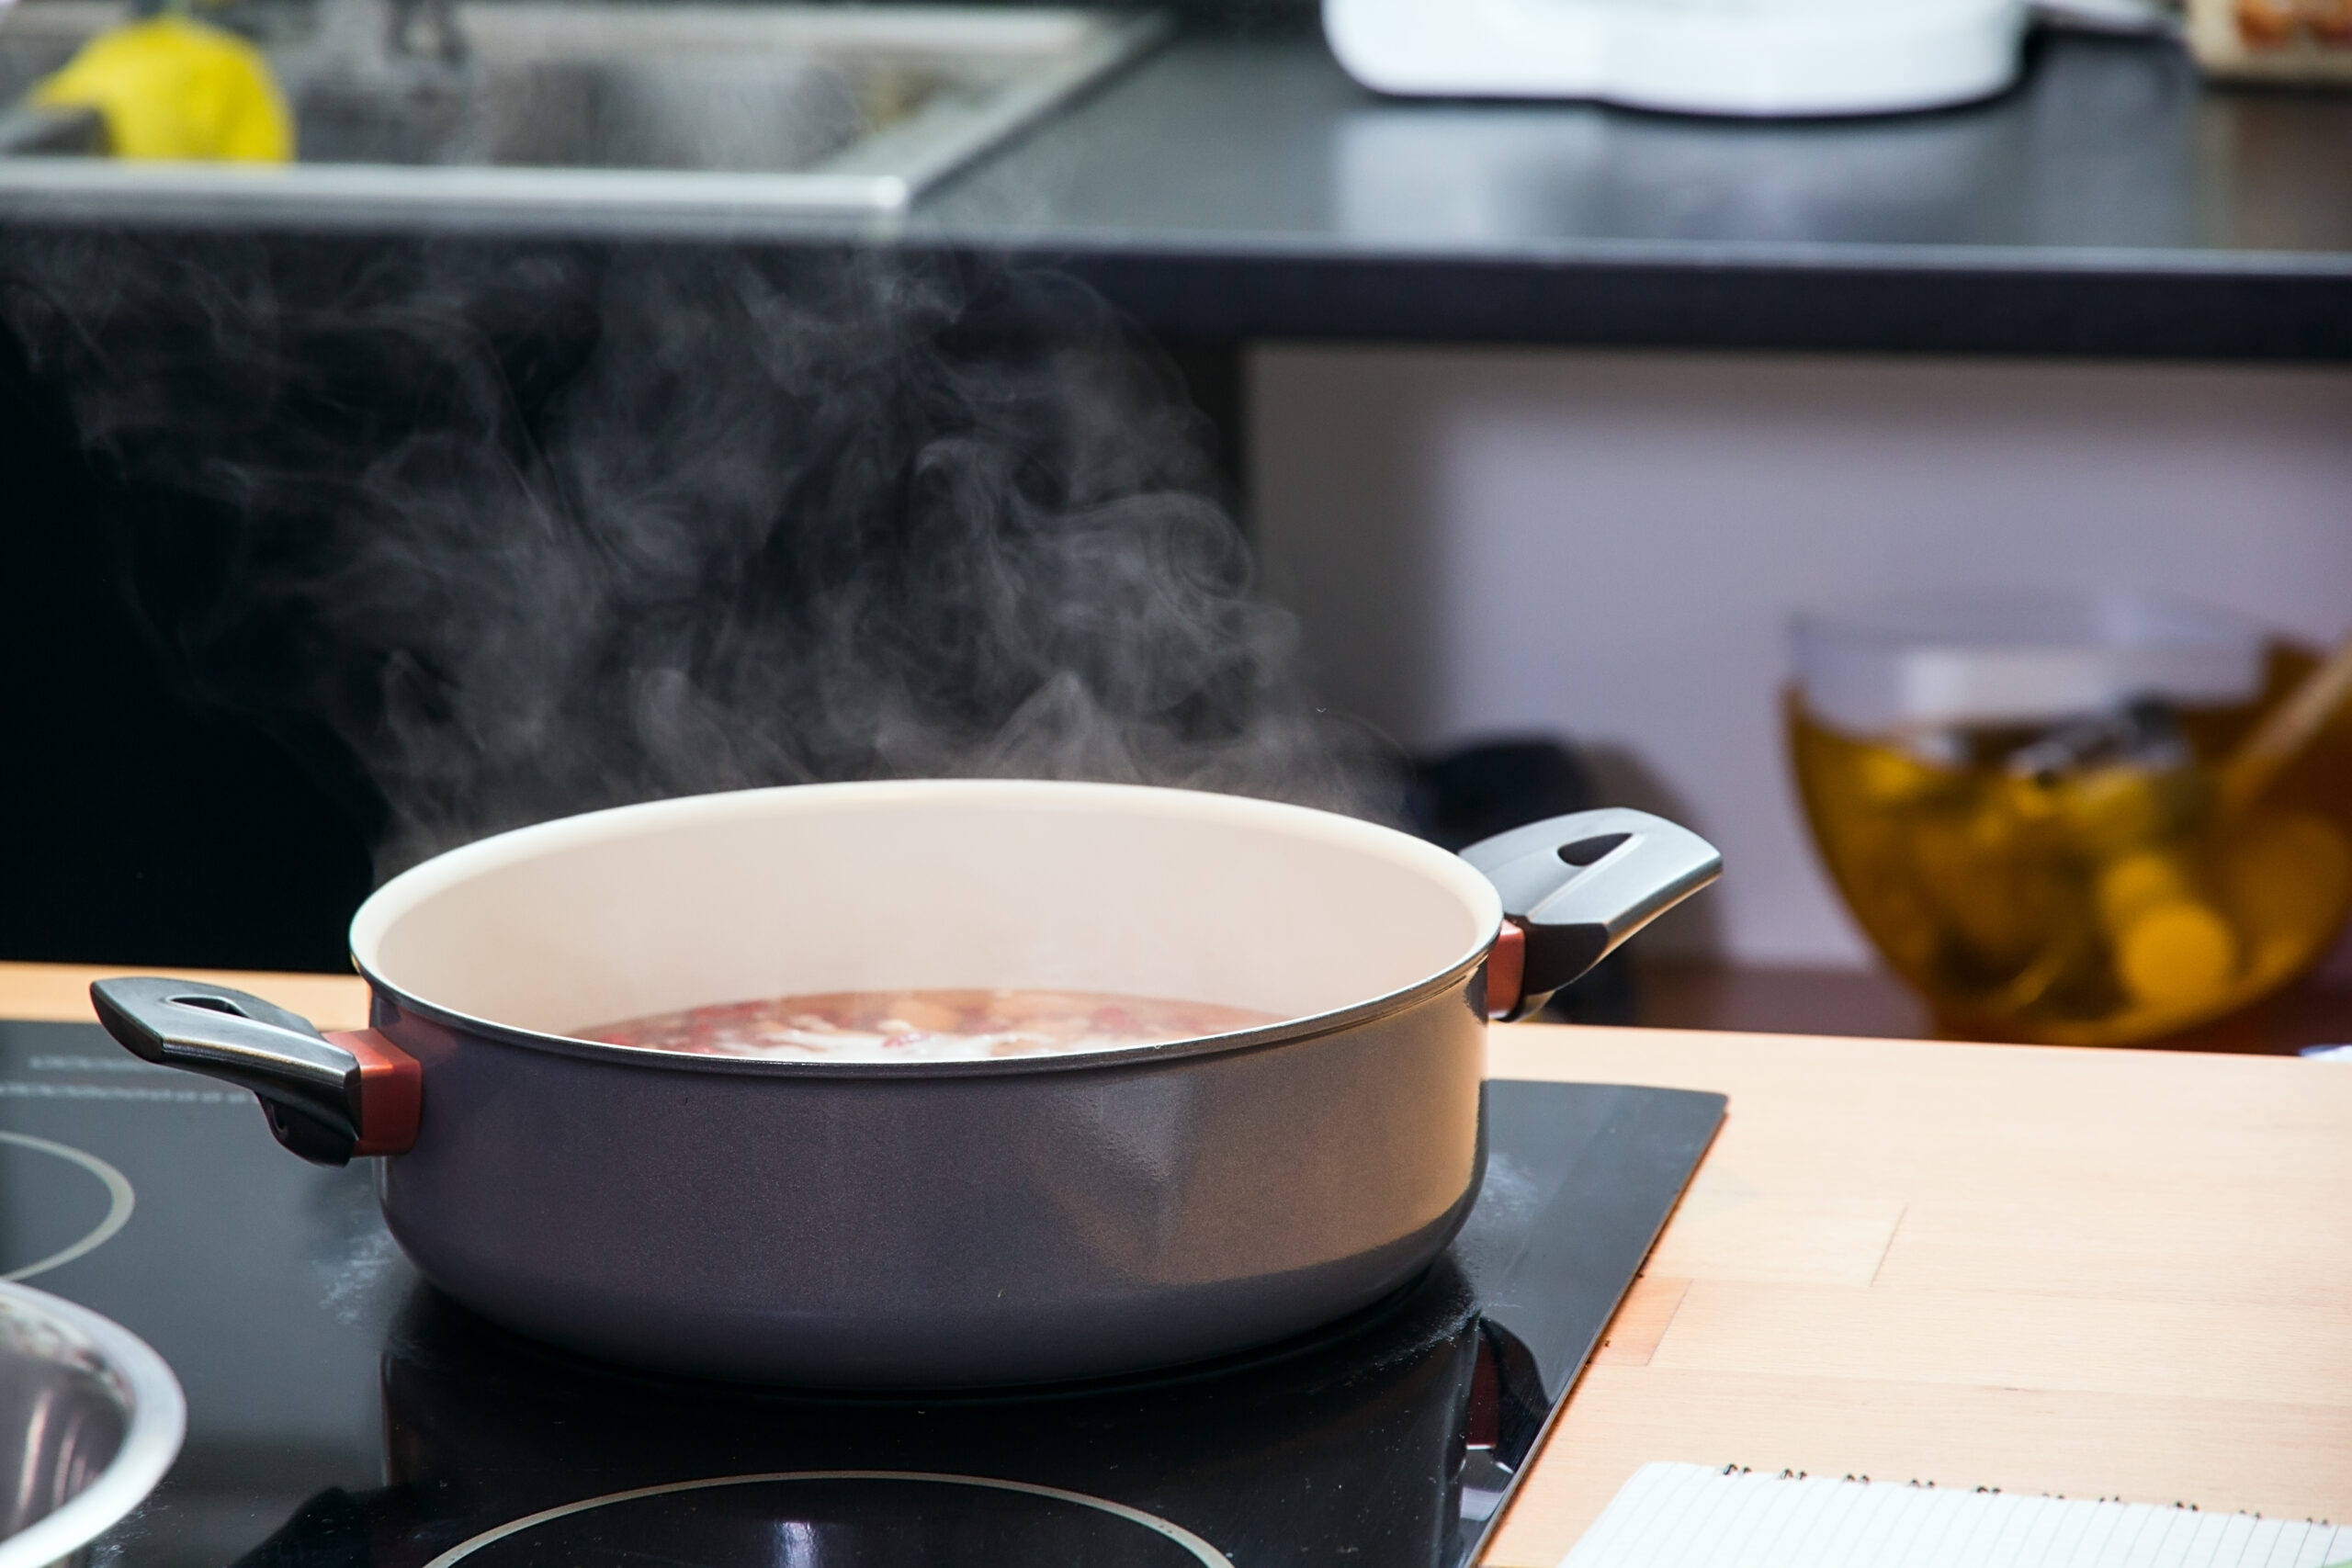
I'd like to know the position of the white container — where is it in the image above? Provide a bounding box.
[1323,0,2029,117]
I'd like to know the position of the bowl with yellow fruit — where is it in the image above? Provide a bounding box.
[1788,590,2352,1046]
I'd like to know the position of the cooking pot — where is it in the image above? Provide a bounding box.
[93,781,1715,1387]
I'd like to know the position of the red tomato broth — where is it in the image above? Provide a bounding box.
[582,988,1284,1063]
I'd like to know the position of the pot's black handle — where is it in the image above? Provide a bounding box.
[1461,808,1721,1021]
[90,977,420,1166]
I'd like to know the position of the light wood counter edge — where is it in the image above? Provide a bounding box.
[0,961,373,1032]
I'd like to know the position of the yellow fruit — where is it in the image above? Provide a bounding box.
[34,16,292,163]
[2112,898,2238,1009]
[2095,850,2189,931]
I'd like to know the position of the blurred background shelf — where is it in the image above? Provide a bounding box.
[2,21,2349,357]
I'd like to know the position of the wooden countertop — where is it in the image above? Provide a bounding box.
[8,963,2347,1566]
[0,961,377,1032]
[1485,1023,2352,1566]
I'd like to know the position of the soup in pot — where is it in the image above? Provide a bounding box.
[583,988,1283,1064]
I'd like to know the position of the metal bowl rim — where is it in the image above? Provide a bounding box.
[0,1282,186,1568]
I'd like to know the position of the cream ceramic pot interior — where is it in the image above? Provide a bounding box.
[349,780,1505,1043]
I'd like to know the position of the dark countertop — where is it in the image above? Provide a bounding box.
[2,24,2347,356]
[901,28,2352,356]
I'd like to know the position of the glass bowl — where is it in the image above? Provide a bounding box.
[1787,590,2352,1045]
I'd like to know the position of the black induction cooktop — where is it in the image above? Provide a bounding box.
[0,1018,1723,1568]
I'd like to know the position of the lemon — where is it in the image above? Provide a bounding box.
[34,15,293,163]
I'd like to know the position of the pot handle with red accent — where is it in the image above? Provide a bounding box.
[1462,807,1721,1022]
[90,977,420,1167]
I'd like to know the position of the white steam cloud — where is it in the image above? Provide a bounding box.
[2,237,1390,874]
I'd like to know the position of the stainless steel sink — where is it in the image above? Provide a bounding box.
[0,2,1165,229]
[0,1282,183,1568]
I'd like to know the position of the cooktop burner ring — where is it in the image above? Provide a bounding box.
[0,1130,134,1282]
[421,1471,1237,1568]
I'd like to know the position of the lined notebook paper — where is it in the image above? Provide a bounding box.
[1562,1463,2352,1568]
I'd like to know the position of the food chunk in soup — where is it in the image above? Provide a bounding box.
[583,988,1282,1063]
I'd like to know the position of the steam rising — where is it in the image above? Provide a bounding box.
[2,238,1384,873]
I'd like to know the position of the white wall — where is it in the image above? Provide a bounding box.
[1249,347,2352,968]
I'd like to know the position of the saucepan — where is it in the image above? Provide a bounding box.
[92,780,1717,1387]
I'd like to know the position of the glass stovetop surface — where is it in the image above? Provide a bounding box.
[0,1019,1722,1568]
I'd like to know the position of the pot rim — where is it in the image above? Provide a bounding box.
[355,944,1489,1078]
[348,779,1504,1080]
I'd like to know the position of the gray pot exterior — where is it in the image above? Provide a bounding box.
[370,978,1489,1387]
